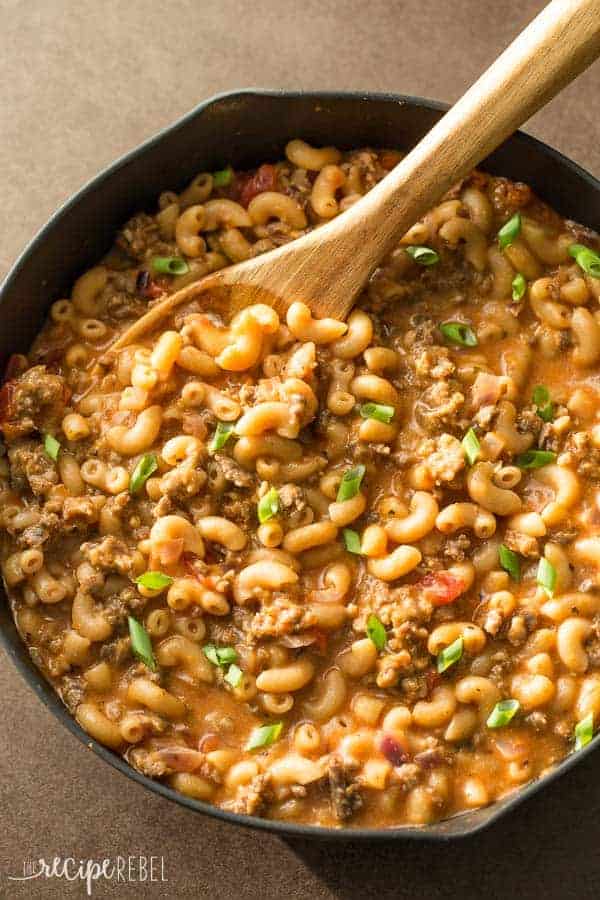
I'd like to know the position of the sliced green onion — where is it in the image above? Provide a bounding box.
[128,615,157,671]
[487,699,520,728]
[569,243,600,279]
[366,613,386,651]
[574,712,594,751]
[498,213,521,250]
[537,557,556,597]
[212,166,233,188]
[336,464,366,502]
[342,528,362,554]
[532,385,554,423]
[515,449,556,469]
[203,645,220,666]
[462,428,480,465]
[152,256,190,276]
[437,636,463,674]
[224,663,243,688]
[246,722,283,751]
[136,571,174,591]
[203,645,238,667]
[532,385,550,405]
[536,403,554,423]
[359,402,395,424]
[439,321,478,347]
[130,453,158,494]
[499,544,521,582]
[406,245,440,266]
[43,434,60,461]
[512,272,527,301]
[209,421,235,453]
[258,487,279,524]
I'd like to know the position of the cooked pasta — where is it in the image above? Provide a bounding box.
[2,142,600,829]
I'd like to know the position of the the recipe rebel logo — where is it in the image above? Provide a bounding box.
[7,855,168,895]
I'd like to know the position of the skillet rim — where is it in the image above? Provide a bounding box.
[1,87,599,842]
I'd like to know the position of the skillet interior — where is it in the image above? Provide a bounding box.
[1,89,600,840]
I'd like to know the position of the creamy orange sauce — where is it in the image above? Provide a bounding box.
[2,142,600,828]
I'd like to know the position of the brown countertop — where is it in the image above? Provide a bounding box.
[1,1,599,897]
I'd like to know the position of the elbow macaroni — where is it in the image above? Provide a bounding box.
[4,143,600,831]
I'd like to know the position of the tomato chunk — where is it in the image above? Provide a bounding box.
[136,269,167,299]
[238,164,278,208]
[379,734,410,767]
[380,150,402,170]
[0,380,16,425]
[4,353,27,381]
[418,571,465,606]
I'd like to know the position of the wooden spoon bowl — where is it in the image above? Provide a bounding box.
[114,0,600,353]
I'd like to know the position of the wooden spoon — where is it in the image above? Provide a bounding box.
[114,0,600,350]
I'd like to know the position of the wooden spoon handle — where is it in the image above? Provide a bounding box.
[111,0,600,344]
[273,0,600,318]
[360,0,600,248]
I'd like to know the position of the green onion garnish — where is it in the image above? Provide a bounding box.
[498,213,522,250]
[130,453,158,494]
[336,464,366,502]
[532,385,550,405]
[437,636,463,674]
[366,613,386,651]
[258,487,279,524]
[212,166,234,188]
[532,385,554,423]
[512,272,527,301]
[574,712,594,751]
[43,434,60,461]
[487,699,520,728]
[406,245,440,266]
[342,528,362,554]
[135,571,174,591]
[203,645,238,667]
[515,449,556,469]
[224,663,243,688]
[359,402,395,424]
[499,544,521,582]
[537,557,556,597]
[152,257,190,276]
[462,427,480,465]
[246,722,283,751]
[128,615,157,671]
[569,243,600,279]
[209,421,235,453]
[439,321,478,347]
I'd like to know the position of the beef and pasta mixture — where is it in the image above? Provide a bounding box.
[3,139,600,829]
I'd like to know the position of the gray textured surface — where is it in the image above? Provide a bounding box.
[1,1,599,897]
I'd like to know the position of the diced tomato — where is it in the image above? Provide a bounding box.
[136,269,167,299]
[379,733,410,767]
[238,164,278,208]
[417,571,465,606]
[3,353,27,382]
[0,380,16,425]
[154,747,204,772]
[380,150,402,170]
